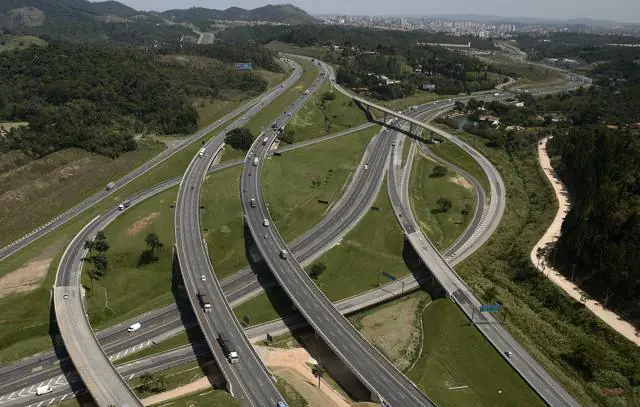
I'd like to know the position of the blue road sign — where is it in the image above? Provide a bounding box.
[480,304,503,313]
[234,62,252,71]
[381,271,396,281]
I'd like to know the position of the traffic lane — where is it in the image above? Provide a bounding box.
[246,140,432,406]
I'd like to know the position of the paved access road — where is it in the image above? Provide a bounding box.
[0,61,303,263]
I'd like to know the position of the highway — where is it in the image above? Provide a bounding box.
[387,133,581,405]
[48,59,303,407]
[54,214,142,406]
[2,52,592,407]
[0,61,303,263]
[1,91,507,407]
[173,58,327,406]
[241,79,437,407]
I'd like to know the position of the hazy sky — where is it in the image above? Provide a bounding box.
[113,0,640,23]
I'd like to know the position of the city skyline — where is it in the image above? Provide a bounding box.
[108,0,640,24]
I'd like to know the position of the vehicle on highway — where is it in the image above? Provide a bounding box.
[199,147,206,157]
[201,275,206,282]
[63,293,69,299]
[364,164,369,170]
[218,332,239,364]
[118,200,131,211]
[279,249,289,259]
[262,136,268,145]
[304,89,310,95]
[277,402,288,407]
[287,111,291,116]
[36,385,53,396]
[505,351,514,358]
[106,181,115,191]
[250,198,257,208]
[263,219,270,227]
[253,157,259,166]
[494,92,500,96]
[271,121,278,129]
[127,322,141,332]
[198,292,211,312]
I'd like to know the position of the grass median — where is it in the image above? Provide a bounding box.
[410,153,477,251]
[429,138,490,194]
[263,125,378,243]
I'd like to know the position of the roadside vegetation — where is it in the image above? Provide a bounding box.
[409,153,477,250]
[438,123,640,407]
[282,81,369,143]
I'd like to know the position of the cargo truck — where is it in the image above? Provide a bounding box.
[199,292,211,312]
[106,182,115,191]
[118,200,131,211]
[199,147,206,157]
[218,332,239,363]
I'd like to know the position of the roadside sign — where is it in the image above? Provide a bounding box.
[234,62,252,71]
[480,304,503,313]
[381,271,396,281]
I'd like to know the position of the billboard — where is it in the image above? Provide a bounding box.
[234,62,252,71]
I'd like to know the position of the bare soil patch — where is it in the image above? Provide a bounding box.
[127,212,161,236]
[0,241,61,298]
[358,296,423,370]
[452,174,472,190]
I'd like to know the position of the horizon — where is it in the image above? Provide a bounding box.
[99,0,640,24]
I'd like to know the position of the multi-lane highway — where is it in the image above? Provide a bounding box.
[2,87,513,407]
[0,51,592,407]
[173,58,329,406]
[0,61,303,263]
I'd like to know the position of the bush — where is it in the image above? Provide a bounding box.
[225,127,254,150]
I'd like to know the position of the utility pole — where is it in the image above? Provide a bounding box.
[570,263,576,282]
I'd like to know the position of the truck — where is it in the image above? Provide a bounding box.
[118,200,131,211]
[253,157,259,166]
[279,249,289,259]
[303,89,310,95]
[36,386,53,396]
[218,332,239,363]
[127,322,141,332]
[271,121,278,129]
[106,182,115,191]
[199,147,206,157]
[198,292,211,312]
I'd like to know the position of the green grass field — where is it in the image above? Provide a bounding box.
[275,375,309,407]
[377,90,447,112]
[233,285,294,325]
[429,138,490,194]
[83,187,178,329]
[407,299,546,407]
[200,166,247,279]
[285,81,370,142]
[118,328,204,364]
[0,35,46,52]
[266,41,328,59]
[263,126,378,243]
[410,153,477,250]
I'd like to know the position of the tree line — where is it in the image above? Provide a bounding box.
[0,42,270,159]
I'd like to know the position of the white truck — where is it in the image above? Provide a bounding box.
[199,292,211,312]
[106,182,115,191]
[118,200,131,211]
[218,332,239,364]
[253,157,259,166]
[198,147,206,157]
[36,386,53,396]
[127,322,141,332]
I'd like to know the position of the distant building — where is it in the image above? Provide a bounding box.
[511,101,525,107]
[479,115,500,126]
[422,83,437,92]
[506,125,525,131]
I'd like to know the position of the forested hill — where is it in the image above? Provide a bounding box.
[160,4,317,26]
[547,49,640,324]
[0,43,269,158]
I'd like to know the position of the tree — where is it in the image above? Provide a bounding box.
[144,232,164,261]
[454,101,465,112]
[139,373,154,391]
[437,197,452,213]
[311,362,326,388]
[225,127,254,150]
[461,203,472,224]
[309,261,326,279]
[93,254,108,276]
[431,165,448,177]
[84,239,95,256]
[87,269,100,292]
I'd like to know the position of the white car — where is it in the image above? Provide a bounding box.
[36,386,53,396]
[505,351,514,358]
[201,275,206,282]
[263,219,270,227]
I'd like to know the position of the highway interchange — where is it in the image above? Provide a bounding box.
[0,51,592,407]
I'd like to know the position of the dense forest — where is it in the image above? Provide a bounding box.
[0,43,269,158]
[516,33,640,62]
[217,24,495,50]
